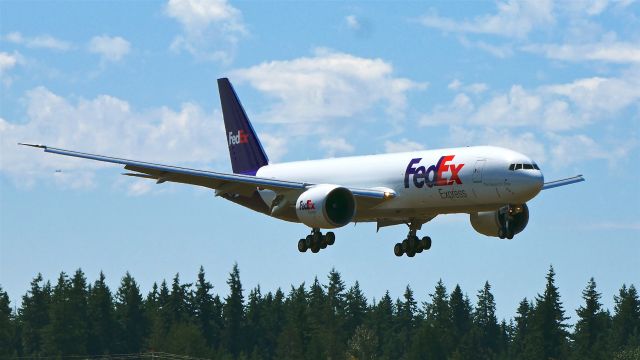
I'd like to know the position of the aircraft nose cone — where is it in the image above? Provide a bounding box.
[525,171,544,198]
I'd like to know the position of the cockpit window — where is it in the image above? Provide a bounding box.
[533,163,540,170]
[509,162,540,171]
[515,164,522,170]
[509,164,515,171]
[523,164,534,170]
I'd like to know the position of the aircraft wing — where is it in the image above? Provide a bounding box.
[542,175,585,190]
[20,144,395,203]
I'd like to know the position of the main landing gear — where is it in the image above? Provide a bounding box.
[394,222,432,257]
[298,228,335,253]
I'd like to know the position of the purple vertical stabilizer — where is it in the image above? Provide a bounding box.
[217,78,269,175]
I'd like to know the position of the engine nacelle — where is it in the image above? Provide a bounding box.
[295,185,356,229]
[470,203,529,238]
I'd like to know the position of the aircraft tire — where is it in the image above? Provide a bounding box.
[326,232,335,245]
[298,239,307,252]
[305,235,313,248]
[498,229,506,239]
[320,237,328,249]
[416,240,424,253]
[422,236,432,250]
[311,245,320,253]
[407,249,416,257]
[402,239,409,252]
[506,229,514,240]
[394,243,403,257]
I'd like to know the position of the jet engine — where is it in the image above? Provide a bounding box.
[470,203,529,239]
[295,185,356,229]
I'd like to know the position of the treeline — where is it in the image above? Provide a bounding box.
[0,265,639,360]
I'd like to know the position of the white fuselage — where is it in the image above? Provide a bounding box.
[255,146,544,222]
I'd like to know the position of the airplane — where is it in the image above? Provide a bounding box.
[21,78,584,257]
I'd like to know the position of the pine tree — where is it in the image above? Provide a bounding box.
[193,266,219,349]
[610,284,640,352]
[276,284,308,360]
[87,271,115,355]
[368,291,395,358]
[449,284,473,358]
[245,285,266,357]
[324,269,347,359]
[223,263,245,357]
[19,273,51,356]
[306,277,327,360]
[345,281,368,337]
[572,278,611,360]
[422,279,452,358]
[474,281,500,358]
[114,272,147,353]
[525,265,569,360]
[168,273,192,325]
[511,298,532,358]
[0,286,15,357]
[44,270,88,356]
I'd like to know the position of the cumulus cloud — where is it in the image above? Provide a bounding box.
[384,139,425,153]
[232,49,426,123]
[320,137,355,157]
[88,35,131,62]
[523,41,640,64]
[0,51,20,73]
[165,0,247,63]
[422,71,640,132]
[420,0,555,39]
[0,87,227,188]
[4,31,72,51]
[345,15,360,30]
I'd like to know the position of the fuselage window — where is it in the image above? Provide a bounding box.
[515,164,523,170]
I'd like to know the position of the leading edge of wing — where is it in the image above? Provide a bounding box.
[19,143,395,200]
[20,143,306,191]
[542,175,585,190]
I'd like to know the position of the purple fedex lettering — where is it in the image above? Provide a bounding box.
[404,158,422,188]
[404,156,465,188]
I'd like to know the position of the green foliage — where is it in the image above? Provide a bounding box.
[2,264,637,360]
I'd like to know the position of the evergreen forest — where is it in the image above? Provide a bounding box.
[1,264,639,360]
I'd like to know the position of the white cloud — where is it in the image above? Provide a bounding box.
[232,49,426,123]
[0,51,20,73]
[0,87,227,188]
[259,133,288,162]
[384,138,425,153]
[4,31,72,51]
[88,35,131,62]
[165,0,246,63]
[420,0,555,39]
[346,15,360,30]
[320,137,355,157]
[422,71,640,132]
[447,79,488,94]
[523,41,640,64]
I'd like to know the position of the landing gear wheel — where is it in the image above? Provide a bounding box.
[298,239,307,252]
[498,229,506,239]
[394,243,403,257]
[402,239,409,252]
[325,232,335,246]
[305,235,313,248]
[422,236,432,250]
[311,244,320,253]
[416,240,424,253]
[406,249,416,257]
[320,236,328,249]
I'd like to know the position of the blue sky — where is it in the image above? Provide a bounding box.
[1,0,639,322]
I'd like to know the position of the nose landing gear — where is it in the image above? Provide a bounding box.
[394,221,432,257]
[298,228,335,253]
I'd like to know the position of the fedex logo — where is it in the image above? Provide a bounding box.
[299,200,316,210]
[228,130,249,146]
[404,156,464,188]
